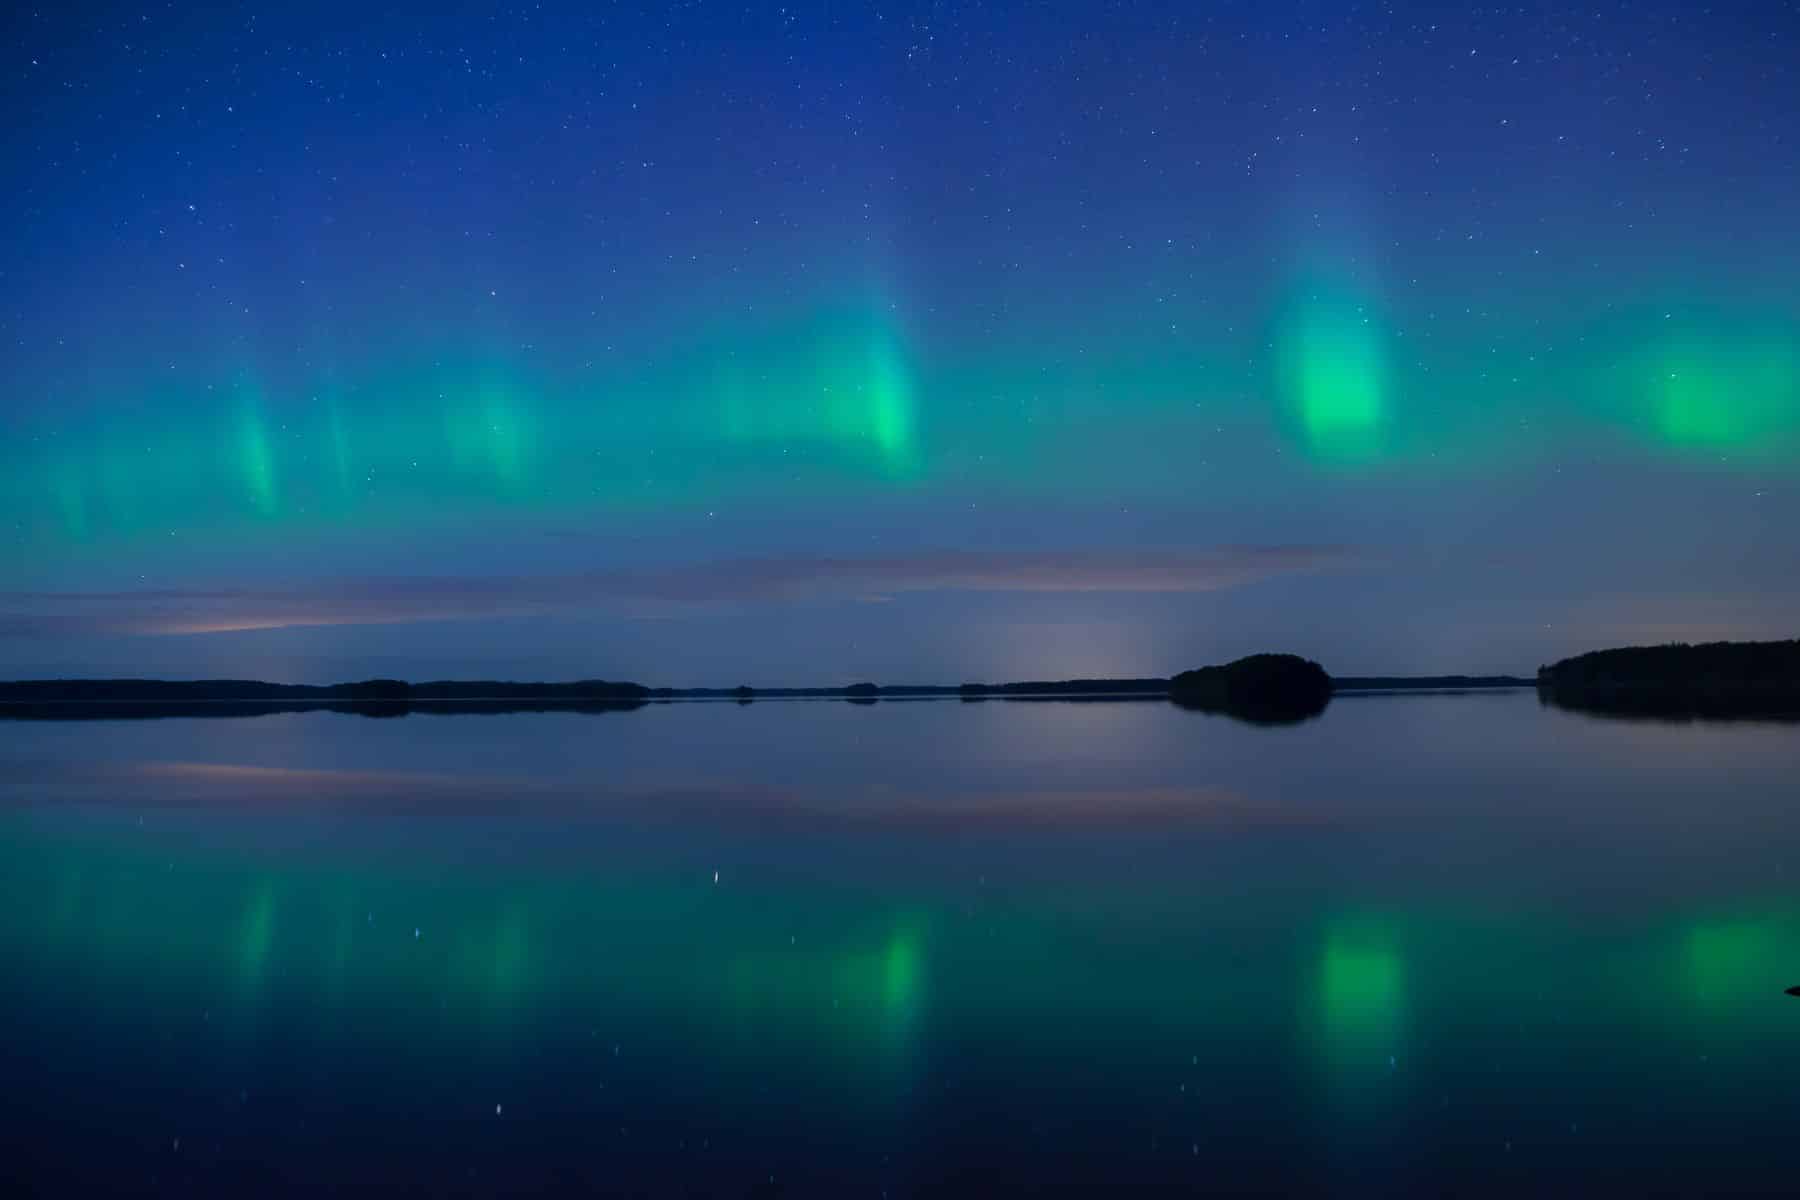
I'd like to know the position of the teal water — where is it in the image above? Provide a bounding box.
[2,693,1798,1195]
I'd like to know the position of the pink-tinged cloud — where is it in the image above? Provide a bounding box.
[0,546,1361,636]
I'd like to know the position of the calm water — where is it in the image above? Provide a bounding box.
[2,692,1798,1195]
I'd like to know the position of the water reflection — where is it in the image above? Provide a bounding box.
[1538,689,1800,724]
[1312,919,1405,1080]
[1680,915,1800,1028]
[3,693,1800,1193]
[0,698,651,721]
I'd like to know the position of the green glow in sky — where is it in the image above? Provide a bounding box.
[703,305,919,474]
[1276,279,1390,463]
[864,328,917,469]
[446,381,534,492]
[325,393,353,503]
[3,294,1797,577]
[3,299,933,565]
[236,387,280,516]
[52,469,88,541]
[1644,324,1797,453]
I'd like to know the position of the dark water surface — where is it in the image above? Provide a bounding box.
[3,693,1798,1195]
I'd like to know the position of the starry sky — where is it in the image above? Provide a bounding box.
[2,1,1796,684]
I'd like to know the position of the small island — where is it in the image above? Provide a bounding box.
[1537,639,1800,719]
[1167,653,1333,724]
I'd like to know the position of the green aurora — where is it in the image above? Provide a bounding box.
[4,296,1794,569]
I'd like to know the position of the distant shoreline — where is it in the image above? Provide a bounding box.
[0,670,1535,724]
[0,674,1533,707]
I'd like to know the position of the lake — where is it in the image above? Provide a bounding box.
[2,691,1797,1195]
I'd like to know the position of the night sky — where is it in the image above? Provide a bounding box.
[2,1,1795,684]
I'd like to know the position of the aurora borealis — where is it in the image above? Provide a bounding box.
[3,1,1797,681]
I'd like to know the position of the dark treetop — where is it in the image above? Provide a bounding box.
[1537,639,1800,718]
[1167,654,1333,723]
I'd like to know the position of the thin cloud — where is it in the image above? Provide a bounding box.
[0,546,1361,637]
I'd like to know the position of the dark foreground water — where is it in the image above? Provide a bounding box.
[2,692,1797,1196]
